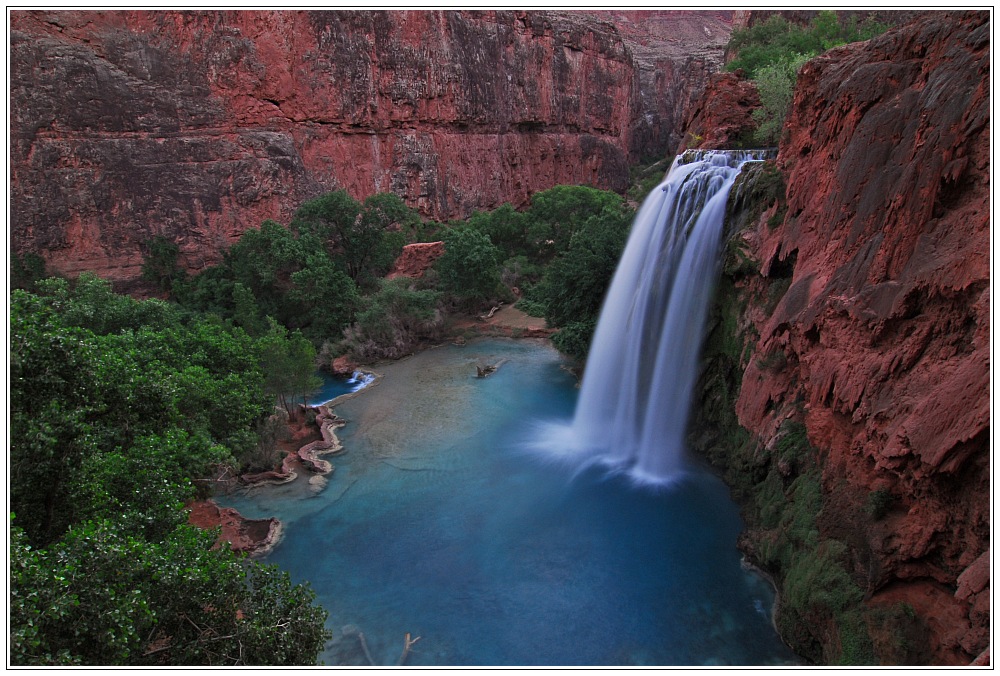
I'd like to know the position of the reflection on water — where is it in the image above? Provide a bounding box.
[222,338,796,666]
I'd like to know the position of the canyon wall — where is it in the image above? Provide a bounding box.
[691,10,989,665]
[10,9,731,284]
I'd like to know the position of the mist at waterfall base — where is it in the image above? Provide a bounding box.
[222,151,794,665]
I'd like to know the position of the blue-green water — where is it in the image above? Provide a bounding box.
[223,338,795,666]
[307,371,373,406]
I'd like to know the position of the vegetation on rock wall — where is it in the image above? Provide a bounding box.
[725,11,890,145]
[688,163,930,666]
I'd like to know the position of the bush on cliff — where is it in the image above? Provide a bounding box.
[688,189,929,665]
[726,11,889,78]
[141,235,187,294]
[726,11,890,146]
[11,251,49,293]
[750,52,811,145]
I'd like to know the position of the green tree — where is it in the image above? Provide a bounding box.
[232,282,267,336]
[285,255,360,341]
[258,321,323,414]
[225,220,307,319]
[436,226,503,305]
[534,205,631,357]
[751,52,811,146]
[343,278,442,361]
[292,190,413,287]
[466,203,530,261]
[524,185,630,262]
[10,521,331,666]
[10,282,332,666]
[10,290,101,544]
[141,235,186,294]
[11,251,48,292]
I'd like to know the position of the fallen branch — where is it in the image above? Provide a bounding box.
[479,304,503,320]
[476,358,508,378]
[396,633,421,666]
[357,632,377,667]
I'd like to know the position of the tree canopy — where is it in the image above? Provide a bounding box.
[9,279,331,665]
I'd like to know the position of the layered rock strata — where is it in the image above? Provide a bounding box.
[10,9,731,285]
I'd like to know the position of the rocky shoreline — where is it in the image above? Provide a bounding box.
[187,373,382,556]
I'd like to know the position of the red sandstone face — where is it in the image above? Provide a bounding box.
[9,9,730,285]
[726,11,988,664]
[386,241,445,280]
[679,71,761,151]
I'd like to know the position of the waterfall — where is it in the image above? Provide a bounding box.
[564,149,769,486]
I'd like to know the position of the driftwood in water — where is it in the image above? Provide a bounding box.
[356,632,377,666]
[397,633,421,666]
[479,303,503,320]
[350,629,419,667]
[475,358,508,378]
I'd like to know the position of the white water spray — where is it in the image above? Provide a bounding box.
[550,150,768,486]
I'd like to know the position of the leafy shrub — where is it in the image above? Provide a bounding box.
[141,235,186,293]
[12,251,50,292]
[551,319,598,361]
[726,12,890,146]
[751,52,811,145]
[436,226,503,306]
[726,11,889,79]
[291,190,413,289]
[514,298,547,318]
[10,285,332,665]
[343,278,443,360]
[535,206,630,329]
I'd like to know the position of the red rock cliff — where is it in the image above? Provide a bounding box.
[731,10,989,664]
[10,9,731,284]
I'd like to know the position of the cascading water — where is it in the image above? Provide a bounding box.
[562,149,770,486]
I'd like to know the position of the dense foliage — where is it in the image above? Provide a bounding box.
[726,11,890,145]
[342,278,444,361]
[290,191,412,289]
[726,11,889,78]
[9,276,331,665]
[171,189,414,344]
[461,185,634,359]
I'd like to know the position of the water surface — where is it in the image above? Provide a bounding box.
[223,338,795,666]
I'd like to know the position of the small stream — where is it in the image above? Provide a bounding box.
[222,338,796,666]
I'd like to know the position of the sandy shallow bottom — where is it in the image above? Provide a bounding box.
[221,338,796,666]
